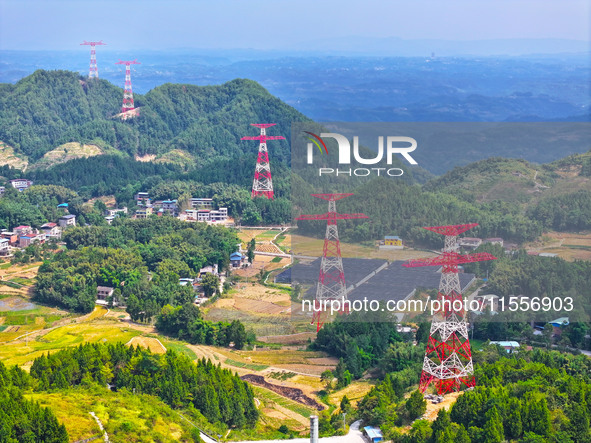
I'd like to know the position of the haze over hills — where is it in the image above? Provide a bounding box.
[1,50,588,125]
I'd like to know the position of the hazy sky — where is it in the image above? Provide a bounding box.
[0,0,589,50]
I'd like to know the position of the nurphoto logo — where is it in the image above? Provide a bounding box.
[304,131,418,177]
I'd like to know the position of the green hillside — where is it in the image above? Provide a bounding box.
[0,70,307,164]
[425,153,591,202]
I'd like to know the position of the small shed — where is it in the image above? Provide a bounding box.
[230,252,245,267]
[363,426,383,443]
[490,341,520,353]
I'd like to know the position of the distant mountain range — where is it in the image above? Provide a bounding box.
[290,37,591,57]
[0,51,588,125]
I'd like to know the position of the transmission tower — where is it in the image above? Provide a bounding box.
[115,60,141,114]
[296,194,368,331]
[80,41,106,79]
[241,124,285,199]
[404,223,497,394]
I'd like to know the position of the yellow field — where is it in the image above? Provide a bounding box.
[0,321,141,369]
[208,282,291,317]
[328,380,376,407]
[126,336,167,354]
[525,231,591,261]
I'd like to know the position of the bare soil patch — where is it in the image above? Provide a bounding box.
[242,374,324,410]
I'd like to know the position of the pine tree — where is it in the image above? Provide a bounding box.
[431,408,451,441]
[406,390,427,420]
[567,401,590,442]
[506,399,523,440]
[453,424,471,443]
[482,407,504,443]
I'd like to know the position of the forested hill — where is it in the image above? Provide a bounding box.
[0,69,307,163]
[424,153,591,204]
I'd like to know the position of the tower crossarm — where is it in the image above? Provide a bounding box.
[241,136,286,142]
[423,223,479,236]
[80,40,106,46]
[403,252,497,268]
[116,59,141,66]
[296,213,368,221]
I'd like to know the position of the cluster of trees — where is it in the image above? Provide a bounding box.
[29,155,181,200]
[356,342,425,430]
[312,313,405,379]
[0,361,68,442]
[29,342,258,429]
[36,218,238,320]
[485,249,591,322]
[156,303,249,349]
[528,189,591,231]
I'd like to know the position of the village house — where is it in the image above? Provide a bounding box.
[0,238,10,256]
[190,198,214,209]
[490,341,520,353]
[10,179,33,191]
[473,294,500,312]
[379,235,403,250]
[230,251,247,268]
[96,286,115,306]
[0,186,5,197]
[210,208,228,222]
[40,222,61,240]
[135,207,153,219]
[14,225,33,236]
[457,237,482,250]
[1,231,17,246]
[198,264,219,281]
[483,237,504,247]
[19,232,45,248]
[161,200,178,214]
[548,317,569,336]
[134,192,150,204]
[105,208,128,217]
[58,214,76,228]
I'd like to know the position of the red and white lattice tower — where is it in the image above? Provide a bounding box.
[403,223,497,394]
[241,124,285,199]
[115,60,141,114]
[296,194,368,331]
[80,40,106,79]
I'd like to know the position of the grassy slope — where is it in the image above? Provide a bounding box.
[27,386,198,443]
[424,153,591,206]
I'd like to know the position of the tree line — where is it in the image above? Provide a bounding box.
[0,360,68,442]
[29,343,258,429]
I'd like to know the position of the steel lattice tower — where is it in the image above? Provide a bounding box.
[115,60,141,114]
[296,194,368,331]
[241,124,285,199]
[403,224,497,394]
[80,40,106,79]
